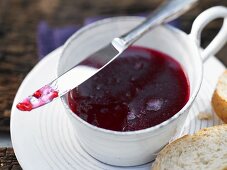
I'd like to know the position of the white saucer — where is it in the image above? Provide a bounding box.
[10,47,225,170]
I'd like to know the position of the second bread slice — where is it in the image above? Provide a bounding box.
[152,125,227,170]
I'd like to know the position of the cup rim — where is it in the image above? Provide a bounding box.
[58,16,203,136]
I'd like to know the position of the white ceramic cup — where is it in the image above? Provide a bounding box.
[58,6,227,166]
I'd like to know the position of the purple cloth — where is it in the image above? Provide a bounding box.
[37,16,180,59]
[83,16,110,26]
[37,22,80,59]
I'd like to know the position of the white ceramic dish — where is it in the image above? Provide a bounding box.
[58,7,227,166]
[10,46,225,170]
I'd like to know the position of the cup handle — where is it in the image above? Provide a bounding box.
[190,6,227,62]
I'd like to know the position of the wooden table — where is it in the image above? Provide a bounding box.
[0,0,226,169]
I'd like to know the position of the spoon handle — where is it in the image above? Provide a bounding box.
[118,0,198,47]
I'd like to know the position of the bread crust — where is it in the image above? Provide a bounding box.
[212,90,227,123]
[212,70,227,123]
[152,125,227,170]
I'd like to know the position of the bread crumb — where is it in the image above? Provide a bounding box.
[197,112,212,120]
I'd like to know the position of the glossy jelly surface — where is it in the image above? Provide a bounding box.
[68,46,190,131]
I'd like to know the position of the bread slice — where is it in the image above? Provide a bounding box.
[212,70,227,123]
[152,125,227,170]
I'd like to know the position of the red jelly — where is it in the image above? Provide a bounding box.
[16,101,32,111]
[68,46,190,131]
[33,90,42,98]
[16,85,59,111]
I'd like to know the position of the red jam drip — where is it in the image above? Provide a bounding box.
[16,85,59,111]
[33,90,42,98]
[16,100,33,111]
[68,46,190,131]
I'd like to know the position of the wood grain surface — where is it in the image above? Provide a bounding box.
[0,148,22,170]
[0,0,226,169]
